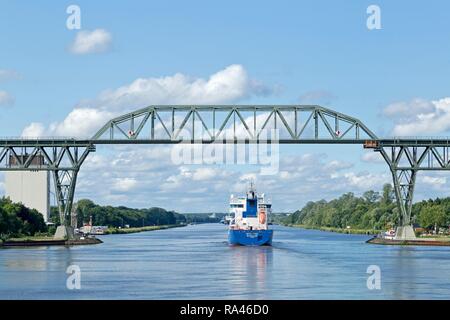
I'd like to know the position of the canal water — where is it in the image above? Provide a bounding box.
[1,224,450,299]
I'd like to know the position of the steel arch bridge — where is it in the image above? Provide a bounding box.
[2,105,450,238]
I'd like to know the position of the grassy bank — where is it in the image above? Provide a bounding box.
[418,234,450,240]
[0,224,187,243]
[3,235,55,243]
[287,224,382,235]
[104,224,187,234]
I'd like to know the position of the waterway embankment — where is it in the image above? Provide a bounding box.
[1,237,103,247]
[0,224,187,247]
[367,237,450,246]
[287,224,381,235]
[103,223,187,234]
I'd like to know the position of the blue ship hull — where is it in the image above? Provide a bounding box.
[228,229,273,246]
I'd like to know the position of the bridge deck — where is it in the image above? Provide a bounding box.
[0,138,449,147]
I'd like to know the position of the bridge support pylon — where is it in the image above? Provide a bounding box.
[378,147,419,239]
[391,169,417,225]
[52,169,79,240]
[391,168,418,240]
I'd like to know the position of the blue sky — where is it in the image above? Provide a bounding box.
[1,1,450,212]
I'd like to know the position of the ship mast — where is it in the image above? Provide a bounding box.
[249,180,255,192]
[248,180,256,199]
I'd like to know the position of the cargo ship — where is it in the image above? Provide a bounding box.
[228,183,273,246]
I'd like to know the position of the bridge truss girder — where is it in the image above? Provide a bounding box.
[92,105,378,142]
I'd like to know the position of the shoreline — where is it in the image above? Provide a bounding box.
[1,237,103,247]
[285,224,450,246]
[0,224,188,246]
[103,223,187,235]
[285,224,382,235]
[367,237,450,246]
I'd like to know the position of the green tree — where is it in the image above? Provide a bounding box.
[0,197,47,238]
[363,190,380,204]
[419,205,446,233]
[282,184,400,231]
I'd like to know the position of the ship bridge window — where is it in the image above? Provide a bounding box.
[230,204,244,208]
[243,199,257,217]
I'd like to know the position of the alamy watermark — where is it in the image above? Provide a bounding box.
[66,5,81,30]
[66,264,81,290]
[367,5,382,30]
[366,265,381,290]
[170,123,279,175]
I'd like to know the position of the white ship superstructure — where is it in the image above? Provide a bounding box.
[229,190,271,230]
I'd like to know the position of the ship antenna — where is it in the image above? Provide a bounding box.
[249,179,255,192]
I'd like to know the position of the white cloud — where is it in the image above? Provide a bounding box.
[341,172,389,190]
[0,69,20,82]
[51,108,113,137]
[421,175,446,187]
[22,108,113,138]
[382,98,434,120]
[69,29,112,55]
[21,122,46,137]
[361,151,384,163]
[111,178,138,192]
[22,65,273,137]
[0,90,15,107]
[323,160,353,171]
[79,64,268,111]
[383,97,450,136]
[192,167,222,181]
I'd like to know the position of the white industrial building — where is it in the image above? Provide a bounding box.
[4,156,50,222]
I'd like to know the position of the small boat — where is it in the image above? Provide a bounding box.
[228,183,273,246]
[221,215,233,224]
[383,229,396,240]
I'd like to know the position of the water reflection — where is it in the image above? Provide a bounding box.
[3,247,74,271]
[228,245,272,298]
[0,247,76,296]
[389,248,415,299]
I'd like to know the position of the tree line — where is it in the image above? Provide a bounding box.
[53,199,187,228]
[1,197,221,239]
[283,184,450,232]
[51,199,221,228]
